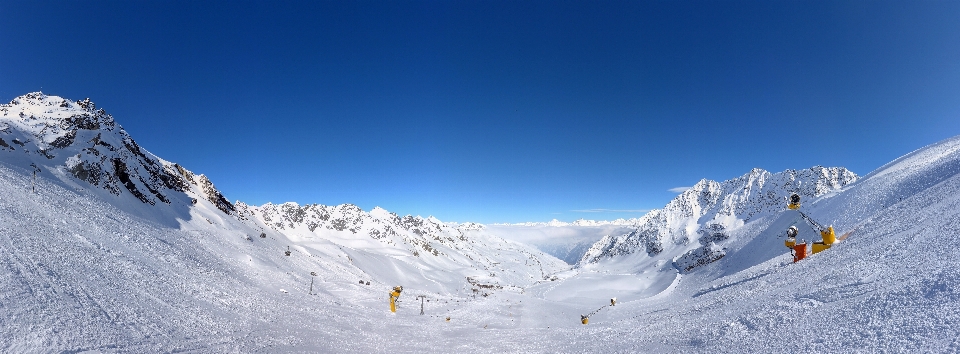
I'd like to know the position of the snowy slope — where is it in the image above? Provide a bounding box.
[572,135,960,352]
[0,94,566,352]
[581,167,858,266]
[3,92,960,352]
[0,92,235,226]
[0,92,564,292]
[535,238,599,265]
[234,202,568,294]
[485,224,633,265]
[532,167,859,306]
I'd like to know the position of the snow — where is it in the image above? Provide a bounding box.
[492,218,640,227]
[486,224,633,264]
[2,93,960,352]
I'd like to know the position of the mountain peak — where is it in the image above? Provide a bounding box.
[1,93,234,215]
[579,165,858,266]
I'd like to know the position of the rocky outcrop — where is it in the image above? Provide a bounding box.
[1,93,234,214]
[579,167,858,269]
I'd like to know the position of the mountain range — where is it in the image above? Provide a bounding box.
[3,92,959,352]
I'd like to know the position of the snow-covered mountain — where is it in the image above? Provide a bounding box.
[535,239,598,264]
[559,134,960,353]
[0,93,567,348]
[234,201,566,290]
[579,166,858,271]
[0,92,559,262]
[4,91,960,352]
[484,224,634,265]
[0,92,235,223]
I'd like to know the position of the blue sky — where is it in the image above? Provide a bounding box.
[3,1,960,223]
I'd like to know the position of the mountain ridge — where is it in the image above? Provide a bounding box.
[3,91,960,352]
[0,92,235,216]
[0,92,565,294]
[579,165,858,270]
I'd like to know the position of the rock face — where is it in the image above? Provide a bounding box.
[0,92,233,213]
[579,167,858,271]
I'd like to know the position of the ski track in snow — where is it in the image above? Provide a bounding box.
[3,94,960,352]
[4,146,959,352]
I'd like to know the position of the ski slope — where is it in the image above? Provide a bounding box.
[2,93,960,352]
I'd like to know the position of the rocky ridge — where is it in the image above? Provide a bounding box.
[235,202,563,285]
[0,92,565,294]
[237,202,471,257]
[579,166,858,271]
[0,92,234,214]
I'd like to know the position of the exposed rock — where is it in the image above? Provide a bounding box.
[674,242,726,273]
[579,167,858,266]
[0,92,235,214]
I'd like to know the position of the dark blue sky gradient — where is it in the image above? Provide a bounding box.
[3,1,960,223]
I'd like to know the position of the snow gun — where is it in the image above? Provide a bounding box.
[581,298,617,325]
[390,286,403,313]
[784,193,837,262]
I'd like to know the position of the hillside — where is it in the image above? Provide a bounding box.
[0,94,567,351]
[2,92,959,352]
[580,166,858,267]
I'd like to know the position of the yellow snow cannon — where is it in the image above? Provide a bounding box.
[785,226,798,249]
[812,241,831,254]
[785,194,841,258]
[793,204,838,254]
[812,226,837,254]
[390,286,403,313]
[788,193,801,210]
[581,315,589,325]
[821,226,836,245]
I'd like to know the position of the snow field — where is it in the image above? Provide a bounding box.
[4,100,960,352]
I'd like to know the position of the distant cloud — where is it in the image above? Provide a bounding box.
[668,186,692,193]
[571,208,650,213]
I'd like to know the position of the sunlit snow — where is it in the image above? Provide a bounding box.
[2,94,960,352]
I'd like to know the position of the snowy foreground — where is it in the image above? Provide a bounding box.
[3,95,960,353]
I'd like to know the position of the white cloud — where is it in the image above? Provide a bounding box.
[570,208,650,213]
[668,186,692,193]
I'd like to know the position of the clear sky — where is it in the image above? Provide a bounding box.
[3,1,960,223]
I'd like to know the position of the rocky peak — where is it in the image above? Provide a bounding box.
[579,166,858,267]
[239,202,482,259]
[0,93,234,214]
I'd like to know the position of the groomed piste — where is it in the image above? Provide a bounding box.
[2,94,960,352]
